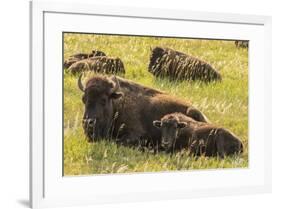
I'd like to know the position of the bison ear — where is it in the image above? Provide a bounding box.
[153,120,162,128]
[178,122,187,129]
[110,92,124,99]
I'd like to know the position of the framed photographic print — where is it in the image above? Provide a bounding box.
[30,1,272,208]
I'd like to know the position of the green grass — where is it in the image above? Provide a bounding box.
[63,33,248,175]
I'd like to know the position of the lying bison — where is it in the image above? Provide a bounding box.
[148,47,221,82]
[68,56,125,75]
[64,57,80,69]
[63,50,106,68]
[78,74,208,149]
[235,41,249,48]
[153,112,243,157]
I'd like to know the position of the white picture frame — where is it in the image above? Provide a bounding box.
[30,1,272,208]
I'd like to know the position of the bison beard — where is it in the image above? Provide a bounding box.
[148,47,222,82]
[78,74,209,150]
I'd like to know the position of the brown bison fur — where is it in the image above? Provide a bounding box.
[78,75,208,150]
[71,50,106,59]
[64,57,80,69]
[63,50,106,68]
[153,112,243,157]
[148,47,222,82]
[68,56,125,75]
[186,106,209,123]
[235,41,249,48]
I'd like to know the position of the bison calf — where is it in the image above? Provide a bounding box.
[148,47,221,82]
[153,113,243,157]
[68,56,125,75]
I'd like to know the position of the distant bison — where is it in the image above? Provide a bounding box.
[153,112,243,157]
[63,50,106,68]
[63,57,80,69]
[235,41,248,48]
[68,56,125,75]
[148,47,222,82]
[78,75,208,149]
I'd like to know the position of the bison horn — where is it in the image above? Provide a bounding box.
[78,74,85,92]
[111,76,120,93]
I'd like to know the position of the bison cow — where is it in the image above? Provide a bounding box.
[64,50,106,68]
[68,56,125,75]
[78,74,208,149]
[153,112,243,157]
[148,47,222,82]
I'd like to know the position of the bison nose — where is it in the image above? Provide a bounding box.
[87,118,96,127]
[83,118,96,127]
[161,139,170,147]
[88,119,94,126]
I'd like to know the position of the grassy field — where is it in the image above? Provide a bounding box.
[63,33,248,175]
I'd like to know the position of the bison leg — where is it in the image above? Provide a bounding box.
[215,133,225,158]
[188,137,200,157]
